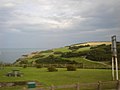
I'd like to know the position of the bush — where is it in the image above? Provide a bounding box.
[47,66,58,72]
[32,54,45,58]
[36,64,42,68]
[35,56,78,64]
[19,60,28,64]
[54,51,63,54]
[23,64,27,68]
[69,45,90,50]
[40,50,53,53]
[67,65,76,71]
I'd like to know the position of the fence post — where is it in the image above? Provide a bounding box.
[97,81,101,90]
[51,84,55,90]
[76,83,80,90]
[117,80,120,90]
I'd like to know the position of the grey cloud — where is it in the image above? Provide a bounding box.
[0,0,120,48]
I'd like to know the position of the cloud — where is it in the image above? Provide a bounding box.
[0,0,120,48]
[0,0,86,32]
[3,2,15,7]
[1,0,119,32]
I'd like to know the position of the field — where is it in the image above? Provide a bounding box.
[0,67,120,90]
[0,67,113,84]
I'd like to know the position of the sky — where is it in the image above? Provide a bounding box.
[0,0,120,49]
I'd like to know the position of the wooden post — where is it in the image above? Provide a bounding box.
[117,80,120,90]
[76,83,80,90]
[51,84,55,90]
[98,81,101,90]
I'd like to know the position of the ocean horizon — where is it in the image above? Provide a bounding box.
[0,48,48,63]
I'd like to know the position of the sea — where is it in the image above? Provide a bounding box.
[0,48,47,63]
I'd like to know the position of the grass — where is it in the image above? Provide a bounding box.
[0,67,119,90]
[0,86,24,90]
[53,46,90,53]
[76,47,90,52]
[53,47,71,53]
[63,57,110,69]
[0,67,116,85]
[27,46,109,69]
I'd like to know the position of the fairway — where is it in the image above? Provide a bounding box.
[0,67,118,86]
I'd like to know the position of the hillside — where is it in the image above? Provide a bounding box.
[14,41,113,69]
[72,41,111,46]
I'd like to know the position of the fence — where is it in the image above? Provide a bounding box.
[15,63,111,69]
[35,64,83,68]
[0,80,120,90]
[35,80,120,90]
[33,64,110,69]
[0,81,28,87]
[0,81,38,87]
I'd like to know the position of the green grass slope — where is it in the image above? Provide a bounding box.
[14,41,112,69]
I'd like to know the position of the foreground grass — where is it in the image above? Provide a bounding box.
[0,67,117,85]
[0,86,23,90]
[0,67,119,90]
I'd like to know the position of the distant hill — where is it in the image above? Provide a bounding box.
[14,41,119,69]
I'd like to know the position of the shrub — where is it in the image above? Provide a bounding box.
[35,56,78,64]
[36,64,42,68]
[32,54,45,58]
[67,65,76,71]
[69,45,90,50]
[19,60,28,64]
[54,51,63,54]
[23,64,27,68]
[40,50,53,53]
[47,66,58,72]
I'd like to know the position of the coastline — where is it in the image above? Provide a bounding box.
[0,48,47,63]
